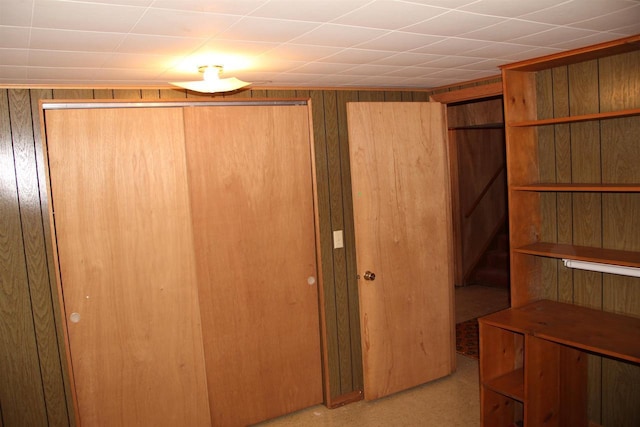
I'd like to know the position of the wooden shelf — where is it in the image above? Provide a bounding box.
[483,368,524,402]
[509,107,640,127]
[513,242,640,268]
[511,183,640,192]
[480,300,640,364]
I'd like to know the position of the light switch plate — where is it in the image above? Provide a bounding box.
[333,230,344,249]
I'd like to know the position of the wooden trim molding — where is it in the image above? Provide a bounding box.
[429,82,502,104]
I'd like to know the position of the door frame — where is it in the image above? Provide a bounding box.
[429,80,503,288]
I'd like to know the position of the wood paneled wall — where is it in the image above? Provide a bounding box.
[0,79,498,425]
[535,50,640,426]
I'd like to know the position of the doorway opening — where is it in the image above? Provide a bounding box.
[431,84,510,359]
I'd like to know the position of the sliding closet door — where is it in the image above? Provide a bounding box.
[45,107,210,426]
[183,105,323,426]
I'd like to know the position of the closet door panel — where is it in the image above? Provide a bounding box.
[45,107,210,426]
[183,105,323,426]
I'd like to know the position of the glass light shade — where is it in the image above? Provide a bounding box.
[171,65,250,93]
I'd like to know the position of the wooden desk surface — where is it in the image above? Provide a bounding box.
[479,299,640,364]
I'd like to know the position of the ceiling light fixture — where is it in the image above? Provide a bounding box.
[171,65,250,94]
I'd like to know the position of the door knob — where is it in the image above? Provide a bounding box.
[364,271,376,281]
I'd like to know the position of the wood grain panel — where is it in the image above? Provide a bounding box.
[1,90,50,427]
[568,60,603,309]
[31,88,77,427]
[335,90,363,394]
[140,89,160,99]
[9,89,70,426]
[51,89,93,100]
[535,69,559,301]
[46,107,211,427]
[447,98,503,128]
[550,67,574,303]
[569,58,604,426]
[112,89,141,99]
[598,50,640,427]
[601,358,640,427]
[307,90,342,402]
[320,90,353,396]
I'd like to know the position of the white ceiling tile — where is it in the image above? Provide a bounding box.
[150,0,268,14]
[257,44,338,62]
[290,61,358,75]
[132,9,241,37]
[408,0,477,7]
[332,0,447,30]
[32,0,146,32]
[28,50,108,67]
[520,0,638,25]
[0,65,28,79]
[402,10,505,36]
[338,63,402,76]
[461,19,555,42]
[115,34,206,55]
[428,67,489,79]
[548,32,635,50]
[372,52,442,66]
[382,66,442,78]
[458,0,568,18]
[411,37,492,55]
[104,52,173,70]
[241,58,306,73]
[64,0,154,6]
[29,28,127,51]
[0,0,637,89]
[355,31,444,52]
[569,7,640,32]
[0,26,31,48]
[455,58,507,71]
[314,48,392,65]
[463,42,540,59]
[421,55,484,68]
[0,48,29,65]
[215,17,320,43]
[291,23,389,47]
[250,0,371,22]
[510,27,600,47]
[27,66,153,81]
[498,46,565,61]
[0,0,34,26]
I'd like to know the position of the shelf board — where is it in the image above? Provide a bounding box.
[483,368,524,402]
[509,107,640,127]
[513,242,640,268]
[481,300,640,364]
[511,183,640,192]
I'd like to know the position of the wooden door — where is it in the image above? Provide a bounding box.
[183,104,323,426]
[347,102,455,400]
[44,108,211,426]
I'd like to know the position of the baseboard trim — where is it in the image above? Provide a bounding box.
[327,390,363,409]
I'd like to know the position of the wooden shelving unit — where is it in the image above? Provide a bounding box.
[480,300,640,426]
[480,34,640,426]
